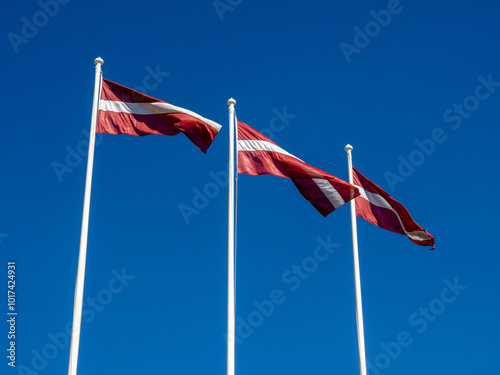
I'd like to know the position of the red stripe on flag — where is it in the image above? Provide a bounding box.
[292,178,340,217]
[100,78,160,103]
[238,149,300,179]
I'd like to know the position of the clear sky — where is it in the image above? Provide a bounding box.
[2,0,499,374]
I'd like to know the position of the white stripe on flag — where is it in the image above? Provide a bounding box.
[356,185,431,242]
[99,100,222,131]
[357,187,392,211]
[237,140,303,162]
[313,178,345,209]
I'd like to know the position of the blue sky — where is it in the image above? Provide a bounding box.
[2,0,499,374]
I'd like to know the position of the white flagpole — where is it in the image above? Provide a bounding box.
[227,98,237,375]
[67,57,103,375]
[345,144,367,375]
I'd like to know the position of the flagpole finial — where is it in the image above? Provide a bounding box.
[94,57,104,66]
[227,98,236,106]
[345,144,353,152]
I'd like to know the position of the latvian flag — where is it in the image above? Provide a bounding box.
[353,167,435,248]
[237,120,359,216]
[97,79,222,153]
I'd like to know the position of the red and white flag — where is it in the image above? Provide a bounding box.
[353,167,435,248]
[97,79,222,153]
[237,120,359,216]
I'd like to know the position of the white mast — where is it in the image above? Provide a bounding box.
[67,57,103,375]
[227,98,237,375]
[345,144,367,375]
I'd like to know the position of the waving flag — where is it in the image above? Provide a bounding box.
[97,79,222,153]
[237,120,359,216]
[353,167,435,248]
